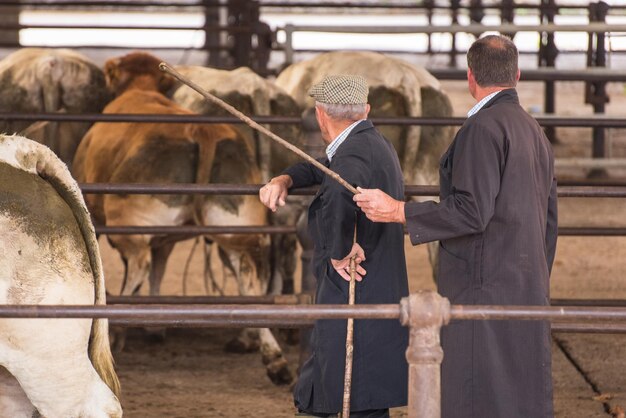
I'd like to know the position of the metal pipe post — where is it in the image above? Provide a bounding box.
[587,1,611,178]
[400,291,451,418]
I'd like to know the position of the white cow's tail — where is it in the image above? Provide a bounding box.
[0,134,121,399]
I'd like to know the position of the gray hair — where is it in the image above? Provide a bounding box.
[316,101,368,121]
[467,34,518,88]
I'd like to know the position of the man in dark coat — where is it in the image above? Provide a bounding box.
[260,75,409,418]
[354,35,558,418]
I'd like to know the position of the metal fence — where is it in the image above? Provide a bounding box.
[3,291,626,417]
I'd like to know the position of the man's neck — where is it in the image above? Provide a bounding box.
[325,120,360,144]
[474,86,508,102]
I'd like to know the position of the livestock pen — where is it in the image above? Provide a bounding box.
[1,1,626,417]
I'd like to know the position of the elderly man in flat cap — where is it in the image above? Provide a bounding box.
[260,75,409,418]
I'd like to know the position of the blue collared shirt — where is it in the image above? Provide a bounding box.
[467,90,502,117]
[325,119,365,161]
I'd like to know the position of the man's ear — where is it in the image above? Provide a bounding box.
[516,68,521,83]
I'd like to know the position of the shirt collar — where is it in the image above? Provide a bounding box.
[325,119,365,161]
[467,90,502,117]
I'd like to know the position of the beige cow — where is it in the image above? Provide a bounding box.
[168,65,304,298]
[0,48,110,167]
[0,134,121,418]
[276,50,454,187]
[72,52,291,384]
[276,51,455,274]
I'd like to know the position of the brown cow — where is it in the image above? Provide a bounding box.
[72,52,291,384]
[0,48,110,167]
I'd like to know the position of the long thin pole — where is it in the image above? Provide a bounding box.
[342,224,358,417]
[158,62,358,195]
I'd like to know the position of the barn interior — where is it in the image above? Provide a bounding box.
[1,1,626,417]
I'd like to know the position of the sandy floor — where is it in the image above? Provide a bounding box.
[98,78,626,418]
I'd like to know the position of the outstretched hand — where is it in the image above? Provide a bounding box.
[331,242,366,282]
[353,187,406,224]
[259,175,292,212]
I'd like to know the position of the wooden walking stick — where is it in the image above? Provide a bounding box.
[342,225,358,418]
[159,62,360,416]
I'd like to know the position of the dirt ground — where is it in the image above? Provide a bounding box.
[99,79,626,418]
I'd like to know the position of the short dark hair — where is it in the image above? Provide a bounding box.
[467,35,518,87]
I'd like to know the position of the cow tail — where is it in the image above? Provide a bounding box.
[19,135,122,399]
[191,124,220,222]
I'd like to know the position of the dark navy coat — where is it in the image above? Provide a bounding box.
[405,89,558,418]
[285,120,409,414]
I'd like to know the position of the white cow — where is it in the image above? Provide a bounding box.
[0,134,122,418]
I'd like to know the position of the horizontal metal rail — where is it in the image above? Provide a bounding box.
[282,23,626,35]
[107,295,304,305]
[91,225,626,236]
[77,183,626,199]
[4,1,624,10]
[104,319,626,333]
[4,112,626,128]
[0,23,255,33]
[2,1,626,11]
[107,295,626,308]
[95,225,296,235]
[2,303,626,323]
[430,68,626,82]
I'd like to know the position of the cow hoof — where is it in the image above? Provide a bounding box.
[144,327,167,344]
[279,328,300,346]
[265,355,293,385]
[110,327,127,353]
[225,336,260,353]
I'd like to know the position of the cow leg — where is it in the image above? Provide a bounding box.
[108,236,152,352]
[426,241,440,283]
[149,242,175,296]
[223,248,293,385]
[204,239,227,296]
[144,242,176,343]
[0,366,36,418]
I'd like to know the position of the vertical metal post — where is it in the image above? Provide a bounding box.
[0,4,20,47]
[424,0,434,54]
[400,291,451,418]
[227,0,256,68]
[203,0,221,67]
[500,0,516,40]
[539,0,559,143]
[469,0,485,26]
[586,1,610,177]
[449,0,460,68]
[282,24,295,67]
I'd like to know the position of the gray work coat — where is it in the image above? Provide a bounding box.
[405,89,558,418]
[285,120,409,414]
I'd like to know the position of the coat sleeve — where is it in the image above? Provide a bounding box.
[282,158,326,188]
[405,122,505,245]
[545,176,558,275]
[325,143,371,260]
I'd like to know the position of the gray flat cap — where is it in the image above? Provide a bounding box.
[308,74,369,105]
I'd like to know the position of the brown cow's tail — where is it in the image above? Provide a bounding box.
[0,134,121,399]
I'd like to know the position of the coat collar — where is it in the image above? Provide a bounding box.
[350,119,373,135]
[479,88,519,112]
